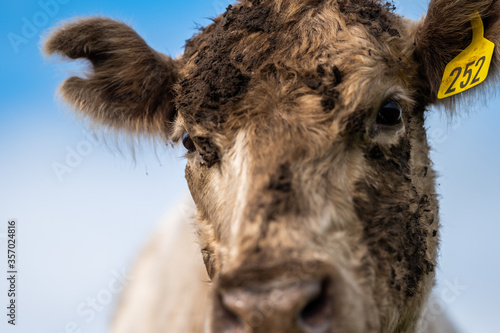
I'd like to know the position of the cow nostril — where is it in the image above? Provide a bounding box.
[299,279,332,329]
[215,293,244,331]
[214,278,333,332]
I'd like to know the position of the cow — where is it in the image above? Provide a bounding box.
[44,0,500,332]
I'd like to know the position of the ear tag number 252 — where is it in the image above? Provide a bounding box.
[438,12,495,99]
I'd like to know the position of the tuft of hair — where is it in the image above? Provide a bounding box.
[43,17,180,142]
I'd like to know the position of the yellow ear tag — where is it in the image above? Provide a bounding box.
[437,12,495,99]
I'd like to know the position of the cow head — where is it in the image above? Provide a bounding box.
[44,1,500,332]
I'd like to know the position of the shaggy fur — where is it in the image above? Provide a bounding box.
[44,0,500,332]
[44,17,179,140]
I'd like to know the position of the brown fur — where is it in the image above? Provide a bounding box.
[44,1,500,332]
[43,17,180,140]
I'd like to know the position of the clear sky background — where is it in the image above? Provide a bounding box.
[0,1,499,332]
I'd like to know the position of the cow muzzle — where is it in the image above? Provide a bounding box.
[210,261,343,333]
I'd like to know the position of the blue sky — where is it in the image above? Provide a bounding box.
[0,1,499,333]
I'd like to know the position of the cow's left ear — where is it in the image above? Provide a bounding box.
[414,0,500,104]
[43,17,180,140]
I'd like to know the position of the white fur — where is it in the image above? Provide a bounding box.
[111,197,210,333]
[226,132,252,257]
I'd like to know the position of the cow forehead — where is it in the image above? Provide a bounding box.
[175,0,413,137]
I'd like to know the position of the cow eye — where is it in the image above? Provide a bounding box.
[376,101,402,126]
[182,133,197,153]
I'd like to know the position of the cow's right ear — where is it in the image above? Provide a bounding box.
[43,17,180,140]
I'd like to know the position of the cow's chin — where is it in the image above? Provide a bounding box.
[206,261,379,333]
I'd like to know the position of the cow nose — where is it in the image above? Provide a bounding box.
[213,279,332,332]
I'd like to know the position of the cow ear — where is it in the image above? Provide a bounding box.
[414,0,500,105]
[43,17,180,140]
